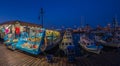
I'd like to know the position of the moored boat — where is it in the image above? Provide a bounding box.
[95,32,120,48]
[79,35,103,54]
[1,21,61,55]
[59,30,74,54]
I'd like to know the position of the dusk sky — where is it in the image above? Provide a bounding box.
[0,0,120,28]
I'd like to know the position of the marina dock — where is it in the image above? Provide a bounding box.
[0,0,120,65]
[0,43,120,66]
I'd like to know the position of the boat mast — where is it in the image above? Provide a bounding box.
[112,17,118,32]
[40,8,44,28]
[112,17,118,40]
[80,16,84,28]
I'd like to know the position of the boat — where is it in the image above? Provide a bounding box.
[41,29,62,51]
[4,33,15,49]
[95,17,120,48]
[59,30,74,54]
[115,31,120,40]
[95,31,120,48]
[3,25,18,50]
[66,45,75,62]
[15,28,45,55]
[79,35,103,54]
[2,21,61,55]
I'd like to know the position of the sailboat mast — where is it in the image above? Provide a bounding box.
[80,16,85,28]
[112,17,118,32]
[80,16,83,28]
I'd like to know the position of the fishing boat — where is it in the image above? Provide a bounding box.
[79,35,103,54]
[59,30,74,54]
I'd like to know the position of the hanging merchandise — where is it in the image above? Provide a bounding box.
[5,25,11,34]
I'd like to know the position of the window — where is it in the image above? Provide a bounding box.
[67,34,70,35]
[62,43,64,45]
[66,43,68,45]
[69,43,72,45]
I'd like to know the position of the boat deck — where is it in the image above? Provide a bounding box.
[0,44,120,66]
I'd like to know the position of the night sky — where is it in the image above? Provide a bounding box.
[0,0,120,28]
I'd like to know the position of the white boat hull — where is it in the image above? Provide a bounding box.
[97,40,120,48]
[80,43,101,54]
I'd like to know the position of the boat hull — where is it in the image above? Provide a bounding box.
[97,40,120,48]
[80,43,102,54]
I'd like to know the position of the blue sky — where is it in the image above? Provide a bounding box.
[0,0,120,28]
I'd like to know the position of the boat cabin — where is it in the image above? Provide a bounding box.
[59,30,74,53]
